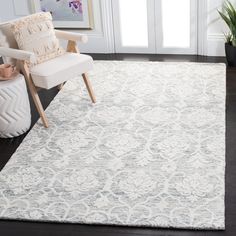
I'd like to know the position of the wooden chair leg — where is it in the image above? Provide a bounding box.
[66,41,96,104]
[19,61,49,128]
[82,73,96,103]
[57,83,65,91]
[67,40,79,53]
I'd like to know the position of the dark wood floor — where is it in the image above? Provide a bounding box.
[0,54,235,236]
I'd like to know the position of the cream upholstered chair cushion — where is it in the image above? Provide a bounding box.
[30,53,93,89]
[11,12,64,66]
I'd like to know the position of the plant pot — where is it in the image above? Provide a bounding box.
[225,43,236,67]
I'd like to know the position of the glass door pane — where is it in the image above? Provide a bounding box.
[112,0,156,53]
[156,0,197,54]
[162,0,190,48]
[119,0,148,47]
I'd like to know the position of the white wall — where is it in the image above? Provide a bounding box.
[0,0,29,21]
[206,0,235,56]
[0,0,233,56]
[0,0,114,53]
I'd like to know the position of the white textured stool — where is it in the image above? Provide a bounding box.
[0,73,31,138]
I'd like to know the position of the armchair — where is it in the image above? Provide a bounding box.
[0,15,96,128]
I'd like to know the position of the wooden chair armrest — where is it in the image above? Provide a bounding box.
[0,47,36,63]
[55,30,88,43]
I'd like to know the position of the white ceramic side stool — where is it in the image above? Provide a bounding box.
[0,73,31,138]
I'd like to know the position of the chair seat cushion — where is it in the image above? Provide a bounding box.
[30,53,93,89]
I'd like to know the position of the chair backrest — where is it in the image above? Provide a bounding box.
[0,13,64,67]
[0,20,19,65]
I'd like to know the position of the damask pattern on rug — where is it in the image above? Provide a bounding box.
[0,61,225,229]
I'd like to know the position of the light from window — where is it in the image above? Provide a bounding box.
[162,0,191,48]
[119,0,149,47]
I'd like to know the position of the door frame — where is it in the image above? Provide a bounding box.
[197,0,208,56]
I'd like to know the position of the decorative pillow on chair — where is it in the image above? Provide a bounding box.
[11,12,65,66]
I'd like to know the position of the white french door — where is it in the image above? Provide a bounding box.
[112,0,198,55]
[155,0,197,54]
[112,0,156,53]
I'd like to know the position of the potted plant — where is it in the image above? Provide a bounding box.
[218,0,236,66]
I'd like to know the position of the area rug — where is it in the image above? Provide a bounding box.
[0,61,225,229]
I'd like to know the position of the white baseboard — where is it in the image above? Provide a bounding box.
[207,34,225,57]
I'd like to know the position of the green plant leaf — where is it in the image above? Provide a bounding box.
[218,0,236,44]
[218,10,231,27]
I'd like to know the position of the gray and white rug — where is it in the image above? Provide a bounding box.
[0,61,225,229]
